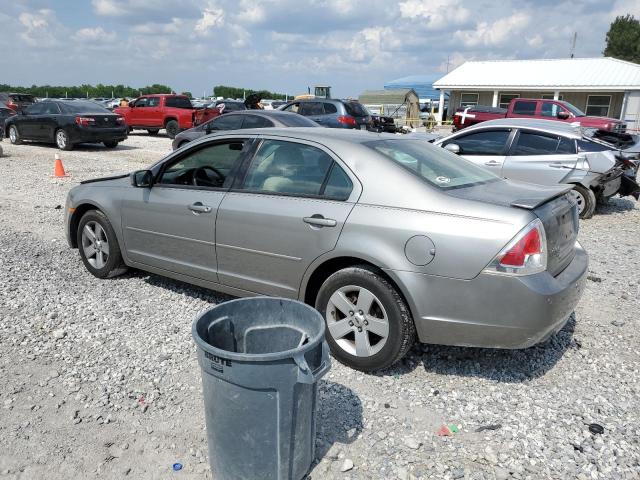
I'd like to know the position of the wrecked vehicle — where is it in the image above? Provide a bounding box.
[434,119,640,219]
[66,128,587,372]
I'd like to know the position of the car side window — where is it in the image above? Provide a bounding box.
[512,132,576,156]
[299,103,323,116]
[158,140,249,188]
[25,103,46,115]
[283,103,300,113]
[42,103,60,115]
[446,129,510,155]
[541,102,560,117]
[323,163,353,200]
[209,115,244,130]
[135,98,149,107]
[512,101,536,116]
[241,140,334,197]
[323,103,338,114]
[241,115,273,128]
[147,97,160,107]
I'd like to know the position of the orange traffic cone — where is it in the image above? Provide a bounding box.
[53,153,68,177]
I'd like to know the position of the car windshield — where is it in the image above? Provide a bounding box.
[559,101,586,117]
[365,139,499,190]
[60,101,112,113]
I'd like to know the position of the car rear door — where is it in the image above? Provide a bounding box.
[18,103,46,139]
[120,138,252,281]
[215,137,358,297]
[502,129,578,185]
[298,102,325,124]
[442,128,513,174]
[38,102,62,140]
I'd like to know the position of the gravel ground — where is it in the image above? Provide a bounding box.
[0,134,639,480]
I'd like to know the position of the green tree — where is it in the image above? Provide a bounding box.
[604,14,640,63]
[212,85,289,100]
[181,91,193,99]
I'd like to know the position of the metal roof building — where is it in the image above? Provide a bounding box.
[432,57,640,129]
[383,75,440,101]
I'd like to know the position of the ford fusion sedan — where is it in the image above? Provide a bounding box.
[5,100,127,150]
[65,128,587,371]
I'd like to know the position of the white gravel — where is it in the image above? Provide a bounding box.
[0,135,639,479]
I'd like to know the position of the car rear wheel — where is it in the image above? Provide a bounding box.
[569,185,596,219]
[77,210,128,279]
[315,265,416,372]
[55,129,73,151]
[8,125,21,145]
[147,129,160,136]
[103,141,119,148]
[165,120,179,139]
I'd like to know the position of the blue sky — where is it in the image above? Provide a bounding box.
[0,0,638,98]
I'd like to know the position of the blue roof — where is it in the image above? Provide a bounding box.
[384,75,440,100]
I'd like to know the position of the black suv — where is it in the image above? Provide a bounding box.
[280,98,372,130]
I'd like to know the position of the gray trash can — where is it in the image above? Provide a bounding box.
[192,297,331,480]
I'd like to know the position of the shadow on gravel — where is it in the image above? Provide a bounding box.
[314,380,363,460]
[128,270,234,304]
[11,141,138,151]
[595,197,637,215]
[373,314,578,382]
[128,132,169,138]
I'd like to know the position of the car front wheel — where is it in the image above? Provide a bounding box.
[9,125,21,145]
[315,266,416,372]
[77,210,128,279]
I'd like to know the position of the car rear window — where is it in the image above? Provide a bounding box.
[366,139,499,190]
[165,97,193,109]
[59,101,111,114]
[9,94,35,102]
[343,101,369,117]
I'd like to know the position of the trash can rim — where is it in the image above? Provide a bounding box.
[192,297,326,362]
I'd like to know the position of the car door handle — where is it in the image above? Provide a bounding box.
[484,160,501,166]
[303,215,337,227]
[189,202,212,214]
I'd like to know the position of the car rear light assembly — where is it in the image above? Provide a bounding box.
[337,115,357,127]
[75,116,95,127]
[484,219,547,276]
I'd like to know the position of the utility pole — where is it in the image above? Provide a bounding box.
[446,54,452,73]
[570,32,577,58]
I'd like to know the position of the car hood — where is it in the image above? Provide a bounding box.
[446,179,571,210]
[577,116,623,126]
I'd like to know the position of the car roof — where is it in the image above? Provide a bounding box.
[462,118,582,138]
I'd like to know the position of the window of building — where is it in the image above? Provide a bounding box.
[542,94,564,100]
[460,93,479,108]
[499,93,519,109]
[585,95,611,117]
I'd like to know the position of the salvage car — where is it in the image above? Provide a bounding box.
[172,110,319,149]
[65,128,588,372]
[0,92,36,113]
[434,119,640,219]
[280,99,373,130]
[5,100,127,150]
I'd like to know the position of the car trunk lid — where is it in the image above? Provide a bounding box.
[82,114,121,128]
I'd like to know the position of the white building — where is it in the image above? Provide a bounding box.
[433,57,640,130]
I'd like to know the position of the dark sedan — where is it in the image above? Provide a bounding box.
[171,110,319,149]
[5,100,127,151]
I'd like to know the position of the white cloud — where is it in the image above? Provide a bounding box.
[73,27,117,43]
[131,18,184,35]
[18,9,62,47]
[454,12,531,47]
[194,7,224,35]
[399,0,470,29]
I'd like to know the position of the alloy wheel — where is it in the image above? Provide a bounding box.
[326,285,389,357]
[81,221,110,269]
[56,130,67,149]
[9,127,17,143]
[569,189,585,214]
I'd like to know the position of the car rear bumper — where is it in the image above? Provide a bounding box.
[70,127,128,144]
[386,243,588,349]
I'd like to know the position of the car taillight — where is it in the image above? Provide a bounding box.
[75,116,95,127]
[7,102,17,111]
[484,219,547,275]
[337,115,357,126]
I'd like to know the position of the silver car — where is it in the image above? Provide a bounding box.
[65,128,588,371]
[434,119,640,219]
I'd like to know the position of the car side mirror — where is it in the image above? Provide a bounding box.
[557,111,570,120]
[444,143,461,154]
[131,169,153,188]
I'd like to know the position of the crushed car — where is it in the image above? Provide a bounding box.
[433,118,639,219]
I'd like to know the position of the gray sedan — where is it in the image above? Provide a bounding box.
[172,110,318,150]
[65,128,587,371]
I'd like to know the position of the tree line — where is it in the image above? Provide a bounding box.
[604,15,640,63]
[213,85,290,100]
[0,83,173,99]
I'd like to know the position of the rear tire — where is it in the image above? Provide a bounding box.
[570,184,596,219]
[165,120,179,139]
[55,129,73,151]
[8,125,21,145]
[103,141,118,148]
[147,129,160,136]
[77,210,128,279]
[315,265,416,372]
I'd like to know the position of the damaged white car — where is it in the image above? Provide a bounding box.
[434,119,640,219]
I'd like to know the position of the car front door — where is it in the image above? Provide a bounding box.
[128,97,148,126]
[502,130,578,185]
[120,138,252,281]
[215,137,358,297]
[442,129,513,174]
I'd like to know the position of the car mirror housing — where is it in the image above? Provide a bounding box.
[444,143,461,154]
[557,111,570,120]
[131,169,153,188]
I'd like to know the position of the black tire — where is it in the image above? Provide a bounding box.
[55,129,73,151]
[571,184,596,219]
[147,129,160,136]
[315,265,416,372]
[77,210,128,279]
[8,125,22,145]
[165,120,179,139]
[0,144,3,157]
[104,140,119,148]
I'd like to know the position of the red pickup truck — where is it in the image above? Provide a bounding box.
[453,98,626,133]
[114,94,219,138]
